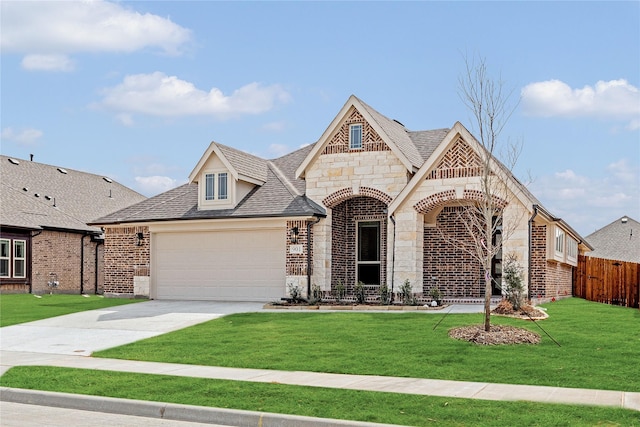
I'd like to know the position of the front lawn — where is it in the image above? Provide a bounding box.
[94,298,640,392]
[0,294,142,327]
[2,366,638,427]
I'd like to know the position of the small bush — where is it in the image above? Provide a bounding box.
[429,287,442,304]
[334,280,346,302]
[309,284,322,305]
[379,283,390,305]
[502,254,525,311]
[355,281,366,304]
[288,284,303,303]
[400,280,417,305]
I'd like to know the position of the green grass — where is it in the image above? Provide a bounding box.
[0,294,142,327]
[95,298,640,392]
[1,366,638,427]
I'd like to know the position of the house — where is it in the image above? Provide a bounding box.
[585,216,640,263]
[93,95,591,303]
[0,155,146,294]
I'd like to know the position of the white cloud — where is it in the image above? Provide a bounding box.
[21,54,75,72]
[1,127,43,145]
[2,0,191,69]
[521,79,640,128]
[134,175,181,196]
[529,160,640,235]
[95,72,291,120]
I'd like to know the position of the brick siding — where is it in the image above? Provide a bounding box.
[423,206,484,298]
[286,219,312,276]
[321,107,391,155]
[103,226,150,296]
[330,196,387,295]
[529,223,574,300]
[31,230,100,295]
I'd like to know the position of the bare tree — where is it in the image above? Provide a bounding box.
[453,55,522,331]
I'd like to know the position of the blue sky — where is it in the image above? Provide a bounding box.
[1,1,638,236]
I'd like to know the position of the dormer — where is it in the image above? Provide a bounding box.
[189,142,268,210]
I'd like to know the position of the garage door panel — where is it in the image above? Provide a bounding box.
[153,229,286,301]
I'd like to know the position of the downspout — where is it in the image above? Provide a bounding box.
[307,216,322,298]
[389,213,396,303]
[94,239,103,295]
[29,230,43,294]
[528,205,539,301]
[80,233,89,295]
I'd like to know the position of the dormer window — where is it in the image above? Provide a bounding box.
[205,172,228,201]
[349,124,363,149]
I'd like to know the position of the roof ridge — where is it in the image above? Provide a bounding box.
[267,161,301,197]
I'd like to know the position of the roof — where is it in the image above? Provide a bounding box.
[1,155,146,233]
[93,164,324,224]
[585,216,640,263]
[188,141,268,185]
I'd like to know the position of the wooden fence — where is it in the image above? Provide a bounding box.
[573,255,639,308]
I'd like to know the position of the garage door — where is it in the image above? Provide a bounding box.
[153,229,286,301]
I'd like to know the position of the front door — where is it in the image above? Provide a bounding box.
[357,221,380,286]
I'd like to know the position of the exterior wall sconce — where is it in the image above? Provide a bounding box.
[290,227,299,244]
[136,232,144,246]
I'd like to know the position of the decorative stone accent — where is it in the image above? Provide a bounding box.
[427,137,483,179]
[414,189,457,214]
[462,189,508,209]
[323,188,354,209]
[321,107,391,155]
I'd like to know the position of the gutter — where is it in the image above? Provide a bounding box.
[307,216,322,298]
[528,205,539,300]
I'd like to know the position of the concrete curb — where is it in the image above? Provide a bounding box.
[0,387,408,427]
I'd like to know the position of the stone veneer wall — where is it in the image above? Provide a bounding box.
[423,206,483,298]
[103,226,150,296]
[31,230,99,295]
[330,196,388,295]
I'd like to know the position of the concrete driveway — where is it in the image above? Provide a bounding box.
[0,300,264,357]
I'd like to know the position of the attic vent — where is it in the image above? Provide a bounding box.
[34,193,40,198]
[45,195,52,201]
[8,158,19,165]
[57,167,68,174]
[23,187,28,192]
[103,177,113,183]
[622,217,628,223]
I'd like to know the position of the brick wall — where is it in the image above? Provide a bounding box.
[529,224,547,298]
[103,226,150,296]
[423,206,484,298]
[321,107,391,155]
[286,219,311,276]
[330,196,387,295]
[31,230,100,295]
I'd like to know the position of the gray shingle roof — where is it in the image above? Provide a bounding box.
[1,155,146,232]
[356,97,424,169]
[217,143,268,183]
[585,216,640,263]
[92,164,325,224]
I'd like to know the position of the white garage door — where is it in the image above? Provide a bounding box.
[153,229,286,301]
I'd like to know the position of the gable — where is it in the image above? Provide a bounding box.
[321,107,391,155]
[426,137,483,180]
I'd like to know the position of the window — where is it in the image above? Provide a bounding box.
[567,237,578,259]
[349,124,363,149]
[357,221,380,286]
[204,172,229,201]
[13,240,26,278]
[555,227,565,255]
[0,239,10,277]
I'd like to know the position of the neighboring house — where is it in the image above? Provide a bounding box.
[0,155,146,294]
[93,95,591,302]
[585,216,640,263]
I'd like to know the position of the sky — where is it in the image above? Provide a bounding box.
[1,1,638,237]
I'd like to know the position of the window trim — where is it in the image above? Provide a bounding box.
[349,123,363,150]
[554,227,565,256]
[356,220,381,286]
[203,171,229,202]
[0,238,10,278]
[13,240,26,279]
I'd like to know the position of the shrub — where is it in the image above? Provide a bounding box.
[400,279,417,305]
[334,280,346,302]
[309,284,322,305]
[502,254,525,311]
[379,283,390,305]
[429,287,442,304]
[288,284,303,303]
[355,281,366,304]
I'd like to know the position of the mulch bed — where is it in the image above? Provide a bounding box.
[449,324,541,345]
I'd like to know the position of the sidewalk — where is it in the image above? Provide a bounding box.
[2,350,639,413]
